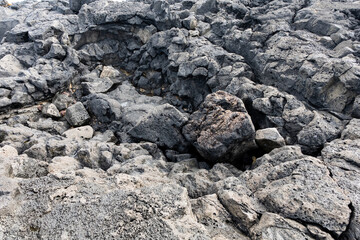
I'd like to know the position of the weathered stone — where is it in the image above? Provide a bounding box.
[128,104,189,152]
[42,103,61,118]
[0,54,24,77]
[52,93,74,111]
[183,91,256,163]
[62,125,94,139]
[255,128,285,152]
[65,102,90,126]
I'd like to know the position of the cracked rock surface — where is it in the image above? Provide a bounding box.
[0,0,359,239]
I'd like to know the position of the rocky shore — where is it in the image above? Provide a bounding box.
[0,0,359,239]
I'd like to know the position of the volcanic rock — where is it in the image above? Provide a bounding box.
[183,91,256,163]
[65,102,90,126]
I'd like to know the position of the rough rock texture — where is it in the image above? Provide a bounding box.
[183,91,256,163]
[0,0,359,239]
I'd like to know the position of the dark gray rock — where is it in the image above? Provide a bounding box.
[183,91,256,163]
[65,102,90,126]
[52,93,74,111]
[128,103,189,152]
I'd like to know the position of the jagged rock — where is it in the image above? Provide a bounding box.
[7,154,48,178]
[217,190,259,232]
[342,118,360,140]
[99,65,121,79]
[183,91,256,163]
[62,125,94,140]
[240,146,352,236]
[52,93,74,111]
[249,212,334,240]
[0,0,359,238]
[255,128,285,152]
[128,103,189,151]
[42,103,61,118]
[45,44,66,59]
[92,130,117,143]
[65,102,90,126]
[27,118,70,135]
[0,54,24,77]
[322,139,360,240]
[81,77,113,95]
[191,194,250,240]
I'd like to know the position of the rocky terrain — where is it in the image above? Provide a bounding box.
[0,0,359,239]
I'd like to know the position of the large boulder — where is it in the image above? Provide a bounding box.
[183,91,256,163]
[322,139,360,240]
[240,146,352,236]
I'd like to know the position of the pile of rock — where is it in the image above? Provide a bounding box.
[0,0,359,239]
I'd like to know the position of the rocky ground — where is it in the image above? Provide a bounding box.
[0,0,359,239]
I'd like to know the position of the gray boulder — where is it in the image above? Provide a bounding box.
[322,139,360,240]
[255,128,285,152]
[183,91,256,163]
[128,104,189,152]
[65,102,90,127]
[341,118,360,140]
[240,146,351,236]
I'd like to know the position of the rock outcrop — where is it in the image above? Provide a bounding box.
[0,0,359,239]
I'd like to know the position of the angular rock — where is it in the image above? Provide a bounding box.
[42,103,61,118]
[341,118,360,140]
[65,102,90,126]
[62,125,94,139]
[255,128,285,152]
[183,91,256,163]
[322,139,360,240]
[249,212,332,240]
[128,103,189,152]
[0,54,24,77]
[217,189,259,232]
[191,194,250,240]
[52,93,74,111]
[240,146,352,235]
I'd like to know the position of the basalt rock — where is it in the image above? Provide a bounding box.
[183,91,256,164]
[0,0,359,239]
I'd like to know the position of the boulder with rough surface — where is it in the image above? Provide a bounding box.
[183,91,256,163]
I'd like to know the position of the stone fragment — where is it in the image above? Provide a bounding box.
[217,190,259,231]
[255,128,285,152]
[62,125,94,139]
[0,54,24,77]
[341,118,360,140]
[183,91,256,163]
[42,103,61,118]
[65,102,90,126]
